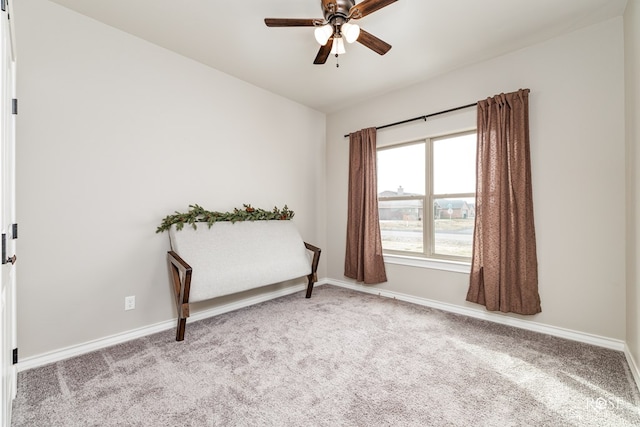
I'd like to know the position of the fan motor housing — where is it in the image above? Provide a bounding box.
[322,0,356,22]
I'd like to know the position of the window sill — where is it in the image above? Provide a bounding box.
[383,254,471,274]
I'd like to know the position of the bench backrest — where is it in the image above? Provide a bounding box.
[169,220,311,302]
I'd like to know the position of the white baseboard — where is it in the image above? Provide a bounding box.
[328,279,626,352]
[18,318,177,373]
[624,344,640,390]
[17,281,328,372]
[17,278,630,377]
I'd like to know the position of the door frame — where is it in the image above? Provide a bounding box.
[1,0,17,425]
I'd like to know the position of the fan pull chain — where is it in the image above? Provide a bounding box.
[335,53,339,68]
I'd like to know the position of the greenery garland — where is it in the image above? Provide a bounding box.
[156,204,295,233]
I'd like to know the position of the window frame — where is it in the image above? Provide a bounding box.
[377,129,477,264]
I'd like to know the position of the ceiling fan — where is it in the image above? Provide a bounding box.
[265,0,397,65]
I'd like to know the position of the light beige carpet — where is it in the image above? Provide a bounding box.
[11,285,640,426]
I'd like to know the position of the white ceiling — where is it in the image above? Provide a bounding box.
[47,0,627,114]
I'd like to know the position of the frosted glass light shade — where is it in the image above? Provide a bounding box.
[314,24,333,45]
[330,37,346,55]
[342,23,361,43]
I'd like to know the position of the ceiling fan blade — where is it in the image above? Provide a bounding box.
[314,38,334,64]
[357,29,391,55]
[264,18,321,27]
[349,0,397,19]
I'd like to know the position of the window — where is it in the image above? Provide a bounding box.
[377,131,476,262]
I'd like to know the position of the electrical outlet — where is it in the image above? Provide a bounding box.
[124,296,135,311]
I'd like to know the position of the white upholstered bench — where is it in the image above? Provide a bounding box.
[167,220,321,341]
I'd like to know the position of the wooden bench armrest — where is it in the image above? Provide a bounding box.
[168,250,191,275]
[167,250,192,341]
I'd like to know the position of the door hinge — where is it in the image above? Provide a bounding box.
[12,98,17,115]
[11,223,17,239]
[12,348,17,365]
[2,233,16,265]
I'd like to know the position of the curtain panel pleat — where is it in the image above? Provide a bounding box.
[466,89,541,314]
[344,128,387,284]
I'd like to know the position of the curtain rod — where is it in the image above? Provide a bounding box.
[344,102,477,138]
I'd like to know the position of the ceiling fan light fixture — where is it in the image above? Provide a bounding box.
[331,37,346,55]
[265,0,397,65]
[342,22,360,43]
[314,24,333,45]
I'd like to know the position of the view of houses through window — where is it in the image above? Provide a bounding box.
[377,131,477,261]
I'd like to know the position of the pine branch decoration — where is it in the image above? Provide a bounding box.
[156,204,295,233]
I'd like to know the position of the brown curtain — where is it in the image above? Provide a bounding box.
[466,89,541,314]
[344,128,387,284]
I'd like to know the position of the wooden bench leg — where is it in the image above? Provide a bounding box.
[176,318,186,341]
[168,250,192,342]
[306,275,314,298]
[305,272,318,298]
[304,243,321,299]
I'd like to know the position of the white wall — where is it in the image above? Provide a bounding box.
[625,1,640,368]
[13,0,631,360]
[14,0,326,358]
[327,18,626,340]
